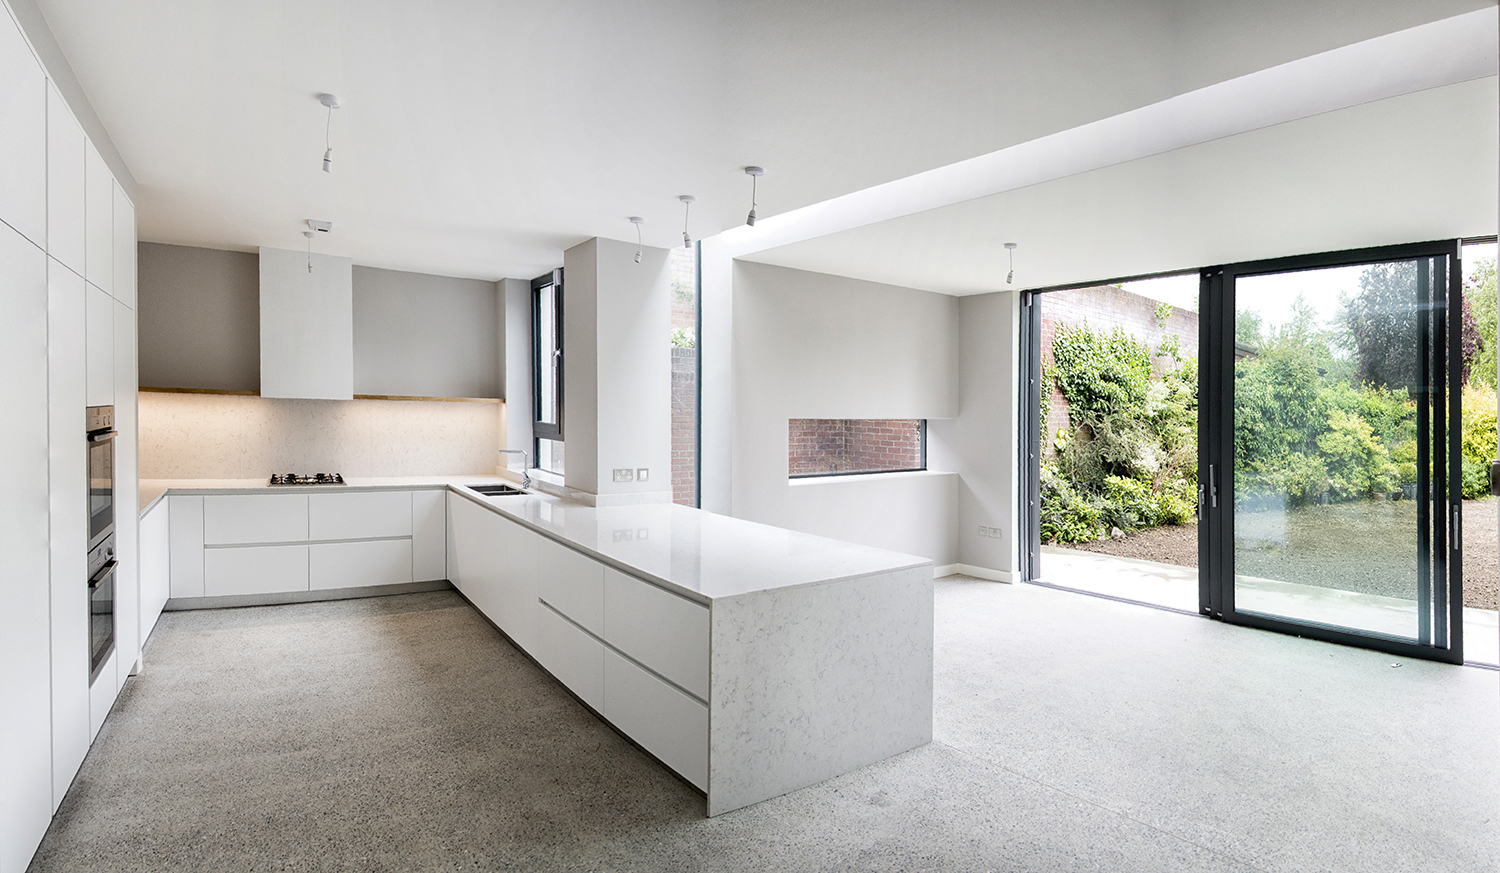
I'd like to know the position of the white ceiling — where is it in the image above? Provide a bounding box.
[35,0,1497,282]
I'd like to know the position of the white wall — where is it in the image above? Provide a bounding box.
[562,237,672,504]
[928,291,1020,579]
[730,260,961,565]
[258,246,353,401]
[503,277,530,468]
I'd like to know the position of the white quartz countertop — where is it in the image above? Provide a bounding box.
[139,477,931,603]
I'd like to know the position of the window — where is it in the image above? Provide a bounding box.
[533,269,563,474]
[788,419,926,478]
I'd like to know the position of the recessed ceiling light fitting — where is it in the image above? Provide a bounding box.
[743,167,763,226]
[318,93,341,173]
[679,195,695,248]
[1004,242,1017,285]
[629,216,645,264]
[307,219,332,233]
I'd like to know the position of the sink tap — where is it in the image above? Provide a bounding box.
[498,449,531,490]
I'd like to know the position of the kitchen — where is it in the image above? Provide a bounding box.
[3,2,1498,872]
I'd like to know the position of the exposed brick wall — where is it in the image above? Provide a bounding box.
[670,249,697,505]
[789,419,923,476]
[1038,285,1198,456]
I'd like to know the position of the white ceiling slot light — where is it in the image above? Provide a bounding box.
[743,166,762,226]
[318,93,341,173]
[679,195,695,248]
[1004,242,1017,285]
[629,216,645,263]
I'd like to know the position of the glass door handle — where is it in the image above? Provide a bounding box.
[1208,464,1218,508]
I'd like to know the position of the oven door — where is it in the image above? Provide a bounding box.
[88,553,116,681]
[88,429,116,549]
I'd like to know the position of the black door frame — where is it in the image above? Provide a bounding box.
[1200,239,1464,664]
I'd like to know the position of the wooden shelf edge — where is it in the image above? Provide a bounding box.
[139,386,260,396]
[353,394,503,404]
[139,387,503,404]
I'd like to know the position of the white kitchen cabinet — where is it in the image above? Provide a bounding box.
[84,282,113,406]
[0,6,46,250]
[111,183,135,308]
[84,141,112,296]
[259,246,354,400]
[45,257,88,813]
[0,219,53,873]
[603,649,709,789]
[113,298,139,684]
[412,490,446,582]
[140,499,170,640]
[203,494,308,545]
[310,539,412,591]
[46,83,85,276]
[534,602,604,711]
[537,534,604,636]
[168,495,204,599]
[87,650,115,740]
[310,491,410,541]
[603,567,710,700]
[204,544,308,597]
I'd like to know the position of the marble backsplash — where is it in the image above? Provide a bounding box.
[138,392,505,479]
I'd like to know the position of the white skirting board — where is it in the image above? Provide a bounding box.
[934,563,1016,583]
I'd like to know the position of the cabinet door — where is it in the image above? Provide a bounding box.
[309,491,411,541]
[493,514,539,652]
[204,544,308,597]
[46,256,88,811]
[140,500,170,638]
[112,183,135,308]
[412,490,446,581]
[0,219,52,873]
[168,495,204,598]
[0,9,46,249]
[46,83,85,274]
[603,568,710,700]
[604,650,708,790]
[85,283,113,406]
[84,141,112,295]
[537,536,604,635]
[534,602,604,711]
[310,539,413,590]
[203,494,308,545]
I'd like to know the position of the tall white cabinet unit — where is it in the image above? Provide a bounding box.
[0,3,138,870]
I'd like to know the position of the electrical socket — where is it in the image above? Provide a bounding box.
[613,468,634,483]
[988,527,1004,539]
[977,526,988,538]
[636,468,649,482]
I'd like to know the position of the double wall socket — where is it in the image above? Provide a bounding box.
[613,468,650,483]
[977,526,1003,539]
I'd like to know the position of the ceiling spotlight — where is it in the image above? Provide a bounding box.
[318,93,341,173]
[307,219,332,233]
[1004,242,1017,285]
[679,195,695,248]
[629,216,645,264]
[744,166,763,226]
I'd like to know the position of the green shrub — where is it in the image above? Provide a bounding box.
[1317,409,1397,499]
[1102,475,1157,530]
[1039,465,1103,543]
[1051,323,1152,420]
[1462,383,1497,499]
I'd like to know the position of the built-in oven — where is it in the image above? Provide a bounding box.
[88,535,116,681]
[86,406,116,682]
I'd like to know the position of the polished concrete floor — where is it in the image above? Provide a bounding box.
[27,578,1500,872]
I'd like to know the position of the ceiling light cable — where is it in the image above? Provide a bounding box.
[1005,242,1017,285]
[304,230,315,273]
[629,216,645,264]
[318,93,341,173]
[679,195,695,248]
[744,166,762,226]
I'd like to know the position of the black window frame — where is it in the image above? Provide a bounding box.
[532,269,563,469]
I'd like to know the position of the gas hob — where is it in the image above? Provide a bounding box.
[268,472,346,486]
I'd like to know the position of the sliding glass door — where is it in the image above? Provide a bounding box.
[1200,241,1464,663]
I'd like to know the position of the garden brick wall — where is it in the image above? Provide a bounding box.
[670,250,697,505]
[1039,285,1198,455]
[789,419,923,476]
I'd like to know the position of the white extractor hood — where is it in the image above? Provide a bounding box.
[259,246,354,400]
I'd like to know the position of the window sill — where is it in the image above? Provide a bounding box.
[788,469,956,487]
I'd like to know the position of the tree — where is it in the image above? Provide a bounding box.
[1467,258,1497,387]
[1342,261,1482,392]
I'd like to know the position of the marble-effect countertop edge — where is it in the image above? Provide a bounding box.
[142,478,933,603]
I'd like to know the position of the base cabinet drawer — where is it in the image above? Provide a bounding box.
[537,536,604,635]
[204,494,308,545]
[534,602,603,711]
[310,491,412,541]
[603,650,708,789]
[603,568,709,700]
[204,545,309,597]
[310,539,413,590]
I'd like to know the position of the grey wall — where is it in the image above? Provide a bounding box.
[503,277,532,459]
[137,242,259,391]
[352,266,500,398]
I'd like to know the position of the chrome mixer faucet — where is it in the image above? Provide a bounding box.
[498,449,531,490]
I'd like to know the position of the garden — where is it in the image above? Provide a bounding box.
[1041,260,1499,610]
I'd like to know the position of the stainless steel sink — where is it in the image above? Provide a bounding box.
[469,484,527,496]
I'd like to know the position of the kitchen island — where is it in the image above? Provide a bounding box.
[139,477,934,815]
